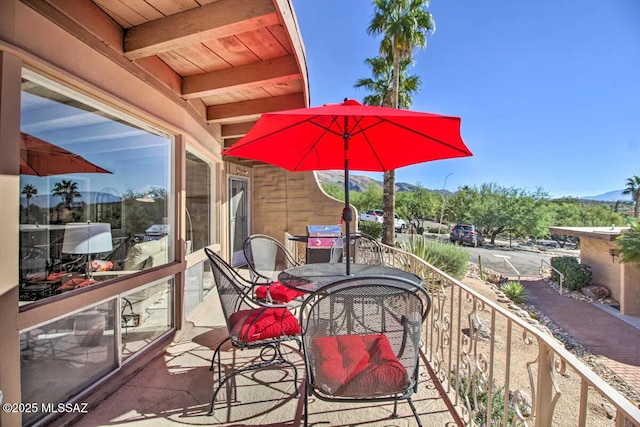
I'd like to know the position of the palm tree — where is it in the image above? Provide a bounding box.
[21,184,38,223]
[354,55,421,109]
[52,179,82,208]
[368,0,435,245]
[622,175,640,218]
[616,218,640,267]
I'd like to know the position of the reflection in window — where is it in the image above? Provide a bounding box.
[20,300,117,425]
[121,279,174,361]
[185,150,212,253]
[184,260,214,316]
[19,72,172,305]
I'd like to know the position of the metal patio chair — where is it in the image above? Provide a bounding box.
[329,232,385,266]
[204,247,301,416]
[243,234,305,304]
[299,275,431,426]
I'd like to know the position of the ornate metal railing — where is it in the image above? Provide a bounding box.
[378,242,640,427]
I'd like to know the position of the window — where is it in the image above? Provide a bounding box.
[19,72,173,305]
[20,300,118,425]
[121,279,174,361]
[185,150,213,253]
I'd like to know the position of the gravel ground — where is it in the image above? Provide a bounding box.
[463,263,640,419]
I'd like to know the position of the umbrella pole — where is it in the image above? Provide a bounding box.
[343,116,351,275]
[343,164,351,275]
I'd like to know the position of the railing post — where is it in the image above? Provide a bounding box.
[535,342,556,427]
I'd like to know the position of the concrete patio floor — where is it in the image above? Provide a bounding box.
[70,291,457,427]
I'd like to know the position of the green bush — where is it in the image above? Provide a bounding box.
[399,236,469,280]
[500,281,528,304]
[454,372,524,426]
[358,221,382,239]
[550,256,592,291]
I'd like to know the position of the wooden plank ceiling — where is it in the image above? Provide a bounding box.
[25,0,309,162]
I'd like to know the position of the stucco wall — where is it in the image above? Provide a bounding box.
[621,263,640,316]
[250,165,352,244]
[580,236,622,300]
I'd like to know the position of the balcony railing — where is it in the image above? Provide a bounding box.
[285,233,640,426]
[381,241,640,427]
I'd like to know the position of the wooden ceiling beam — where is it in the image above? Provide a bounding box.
[182,55,300,99]
[207,93,304,123]
[222,121,257,139]
[124,0,279,60]
[223,137,243,148]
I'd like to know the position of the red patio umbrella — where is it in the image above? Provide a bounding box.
[20,132,112,177]
[222,99,472,274]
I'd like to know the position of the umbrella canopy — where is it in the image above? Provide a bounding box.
[20,132,112,177]
[222,99,472,274]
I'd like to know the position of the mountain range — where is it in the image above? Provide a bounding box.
[20,191,122,208]
[579,190,631,202]
[315,171,420,192]
[315,171,632,201]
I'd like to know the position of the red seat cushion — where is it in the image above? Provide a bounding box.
[311,334,408,397]
[25,272,69,282]
[228,307,301,343]
[57,278,96,292]
[255,281,305,303]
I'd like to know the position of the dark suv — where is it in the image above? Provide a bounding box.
[449,224,484,247]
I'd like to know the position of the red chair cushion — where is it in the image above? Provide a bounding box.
[311,334,408,397]
[229,307,301,343]
[255,281,305,303]
[25,272,69,282]
[57,278,96,292]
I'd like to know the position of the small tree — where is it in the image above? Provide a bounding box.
[21,184,38,223]
[622,175,640,218]
[616,218,640,267]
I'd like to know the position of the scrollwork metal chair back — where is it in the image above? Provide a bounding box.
[204,247,301,416]
[243,234,304,304]
[299,275,431,427]
[330,233,385,265]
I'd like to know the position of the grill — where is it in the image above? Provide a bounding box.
[306,225,342,264]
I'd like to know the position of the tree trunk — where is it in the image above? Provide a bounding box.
[382,170,395,246]
[381,47,401,247]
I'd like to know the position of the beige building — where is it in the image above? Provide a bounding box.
[549,226,640,316]
[0,1,344,425]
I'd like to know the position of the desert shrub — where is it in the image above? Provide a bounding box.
[358,221,382,239]
[550,256,592,291]
[454,372,525,426]
[399,236,469,280]
[500,281,528,304]
[426,226,441,234]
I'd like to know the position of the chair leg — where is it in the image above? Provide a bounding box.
[407,397,423,427]
[208,340,299,416]
[275,343,299,397]
[303,382,309,427]
[392,400,398,418]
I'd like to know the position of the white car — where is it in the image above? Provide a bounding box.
[359,209,406,232]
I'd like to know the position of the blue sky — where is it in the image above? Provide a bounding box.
[291,0,640,198]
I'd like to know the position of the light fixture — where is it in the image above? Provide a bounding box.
[609,248,619,263]
[62,222,113,278]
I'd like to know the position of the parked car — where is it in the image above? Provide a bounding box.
[359,209,407,232]
[449,224,484,247]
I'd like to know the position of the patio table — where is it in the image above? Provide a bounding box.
[278,263,422,293]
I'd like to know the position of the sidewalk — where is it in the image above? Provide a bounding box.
[521,279,640,394]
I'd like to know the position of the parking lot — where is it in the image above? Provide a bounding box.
[398,232,580,279]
